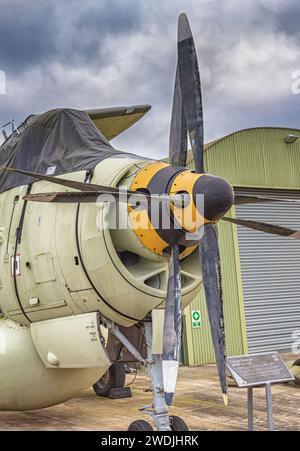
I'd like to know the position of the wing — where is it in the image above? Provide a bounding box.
[85,105,151,141]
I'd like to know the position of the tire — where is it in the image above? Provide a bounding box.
[93,362,126,397]
[93,370,111,397]
[128,420,154,431]
[110,362,126,388]
[170,416,189,431]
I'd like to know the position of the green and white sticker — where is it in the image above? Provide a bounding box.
[192,310,202,328]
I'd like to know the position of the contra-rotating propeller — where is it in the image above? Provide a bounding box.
[162,13,229,405]
[161,13,300,406]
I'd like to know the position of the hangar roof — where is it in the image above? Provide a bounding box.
[187,127,300,189]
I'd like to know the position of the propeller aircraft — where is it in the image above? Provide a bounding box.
[0,14,299,431]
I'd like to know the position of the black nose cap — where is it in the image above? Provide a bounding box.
[193,175,234,222]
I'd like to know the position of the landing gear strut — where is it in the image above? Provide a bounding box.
[137,321,171,431]
[101,317,189,431]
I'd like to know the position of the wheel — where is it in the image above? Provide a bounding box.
[128,420,154,431]
[110,362,126,388]
[170,416,189,431]
[93,370,111,397]
[93,362,126,397]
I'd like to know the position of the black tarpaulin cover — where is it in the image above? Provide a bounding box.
[0,108,134,194]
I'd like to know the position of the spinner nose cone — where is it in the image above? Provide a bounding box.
[193,175,234,222]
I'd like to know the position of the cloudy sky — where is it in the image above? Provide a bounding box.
[0,0,300,159]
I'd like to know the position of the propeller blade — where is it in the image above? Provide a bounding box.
[162,245,182,406]
[2,166,138,194]
[223,217,300,239]
[2,167,171,204]
[177,13,204,173]
[199,224,228,404]
[169,65,188,167]
[23,191,145,205]
[235,194,300,205]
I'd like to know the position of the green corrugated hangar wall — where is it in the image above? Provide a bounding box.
[182,127,300,365]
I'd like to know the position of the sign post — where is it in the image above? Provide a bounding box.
[265,383,274,431]
[247,387,254,431]
[227,352,294,431]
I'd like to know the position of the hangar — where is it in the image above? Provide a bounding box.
[181,126,300,365]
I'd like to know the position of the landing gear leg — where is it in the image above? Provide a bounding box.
[140,321,171,432]
[102,317,171,431]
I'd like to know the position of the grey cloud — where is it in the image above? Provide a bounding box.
[54,0,144,67]
[75,1,142,36]
[0,0,143,74]
[1,0,300,160]
[0,2,57,73]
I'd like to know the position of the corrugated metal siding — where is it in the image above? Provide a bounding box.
[236,188,300,353]
[182,127,300,364]
[205,128,300,189]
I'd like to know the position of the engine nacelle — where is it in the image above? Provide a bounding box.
[0,157,202,327]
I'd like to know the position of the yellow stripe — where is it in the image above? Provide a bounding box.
[129,162,207,257]
[129,209,169,255]
[129,162,169,256]
[180,244,198,258]
[131,161,168,189]
[170,171,209,233]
